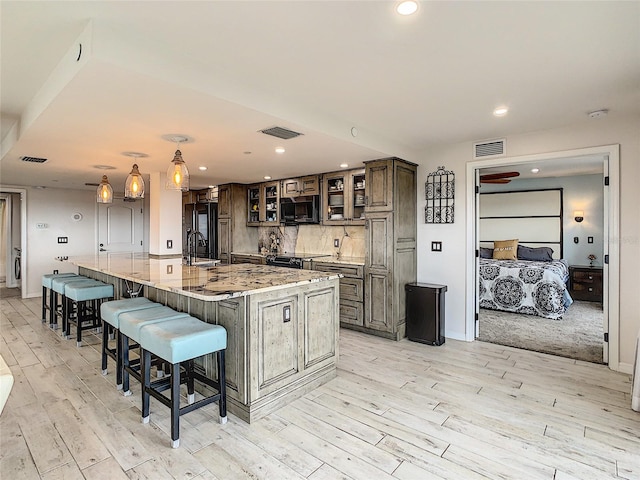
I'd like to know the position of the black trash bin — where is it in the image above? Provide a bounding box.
[405,282,447,345]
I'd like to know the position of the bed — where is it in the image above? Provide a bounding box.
[479,257,573,320]
[478,188,573,319]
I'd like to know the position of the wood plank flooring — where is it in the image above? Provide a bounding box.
[1,295,638,479]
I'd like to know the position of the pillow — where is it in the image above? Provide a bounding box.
[493,239,518,260]
[517,245,554,262]
[479,247,493,258]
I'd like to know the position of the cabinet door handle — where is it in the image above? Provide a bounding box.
[588,287,593,292]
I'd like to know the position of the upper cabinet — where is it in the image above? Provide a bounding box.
[280,175,320,198]
[364,159,394,212]
[247,181,280,226]
[322,169,365,225]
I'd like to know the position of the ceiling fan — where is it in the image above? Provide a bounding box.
[479,171,520,184]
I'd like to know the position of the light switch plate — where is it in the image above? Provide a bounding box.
[167,240,173,249]
[431,241,442,252]
[588,236,594,244]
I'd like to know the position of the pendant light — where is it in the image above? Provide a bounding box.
[96,175,113,203]
[164,135,190,191]
[122,152,147,199]
[125,163,145,199]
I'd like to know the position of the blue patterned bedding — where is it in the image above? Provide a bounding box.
[479,258,573,320]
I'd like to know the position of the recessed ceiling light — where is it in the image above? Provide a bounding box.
[199,166,207,171]
[531,168,540,173]
[264,176,272,180]
[275,147,285,154]
[208,185,215,189]
[493,106,509,117]
[396,1,418,15]
[121,151,149,158]
[340,163,349,168]
[93,165,116,170]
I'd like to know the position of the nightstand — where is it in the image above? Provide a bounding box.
[569,265,603,302]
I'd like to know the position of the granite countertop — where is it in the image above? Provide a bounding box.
[66,253,340,302]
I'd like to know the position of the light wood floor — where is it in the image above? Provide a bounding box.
[1,295,638,479]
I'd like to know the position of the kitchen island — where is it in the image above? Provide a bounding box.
[68,253,340,423]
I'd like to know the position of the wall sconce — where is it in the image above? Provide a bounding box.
[164,135,190,191]
[574,210,584,223]
[124,164,145,199]
[96,175,113,203]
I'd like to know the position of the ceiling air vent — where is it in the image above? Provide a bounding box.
[473,139,505,159]
[259,126,303,140]
[20,155,48,164]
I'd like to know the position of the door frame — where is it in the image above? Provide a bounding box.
[0,187,27,296]
[465,144,620,371]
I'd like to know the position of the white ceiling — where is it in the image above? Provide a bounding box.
[1,1,639,191]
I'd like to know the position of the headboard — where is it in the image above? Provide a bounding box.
[479,188,563,259]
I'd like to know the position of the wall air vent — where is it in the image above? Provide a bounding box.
[473,139,506,159]
[259,126,303,140]
[20,155,48,164]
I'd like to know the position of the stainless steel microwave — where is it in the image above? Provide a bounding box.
[280,196,320,225]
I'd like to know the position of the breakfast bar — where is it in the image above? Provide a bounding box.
[67,253,340,423]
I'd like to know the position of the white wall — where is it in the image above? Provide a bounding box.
[23,187,98,297]
[481,174,604,267]
[416,114,640,369]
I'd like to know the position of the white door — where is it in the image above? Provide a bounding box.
[98,199,144,253]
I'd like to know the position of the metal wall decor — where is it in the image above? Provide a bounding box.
[425,165,455,223]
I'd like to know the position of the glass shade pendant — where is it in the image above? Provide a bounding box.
[124,163,145,199]
[166,149,189,191]
[96,175,113,203]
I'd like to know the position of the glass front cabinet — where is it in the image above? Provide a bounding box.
[247,182,279,226]
[322,168,366,225]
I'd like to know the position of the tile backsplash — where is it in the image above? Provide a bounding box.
[257,224,365,257]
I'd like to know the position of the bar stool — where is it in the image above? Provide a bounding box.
[118,306,191,396]
[64,281,114,346]
[100,297,160,390]
[42,273,80,325]
[139,316,227,448]
[50,276,96,330]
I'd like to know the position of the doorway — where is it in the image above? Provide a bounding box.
[0,188,26,298]
[466,144,620,369]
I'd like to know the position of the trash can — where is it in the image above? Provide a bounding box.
[405,282,447,345]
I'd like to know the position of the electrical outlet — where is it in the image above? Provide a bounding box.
[283,305,291,323]
[167,239,173,249]
[574,237,579,244]
[431,241,442,252]
[57,236,68,244]
[166,265,173,274]
[588,236,594,244]
[334,239,340,248]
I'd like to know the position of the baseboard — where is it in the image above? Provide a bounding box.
[617,362,633,375]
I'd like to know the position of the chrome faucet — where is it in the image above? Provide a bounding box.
[186,230,206,266]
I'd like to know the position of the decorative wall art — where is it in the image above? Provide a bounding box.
[425,166,455,224]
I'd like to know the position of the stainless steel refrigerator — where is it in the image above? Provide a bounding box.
[183,202,217,259]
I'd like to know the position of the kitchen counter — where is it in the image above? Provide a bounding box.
[314,255,365,266]
[68,252,339,301]
[68,252,340,423]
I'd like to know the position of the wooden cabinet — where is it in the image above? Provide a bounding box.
[312,261,364,327]
[281,175,320,198]
[570,266,603,302]
[322,169,365,225]
[363,158,417,340]
[231,254,265,265]
[247,182,280,226]
[217,183,257,263]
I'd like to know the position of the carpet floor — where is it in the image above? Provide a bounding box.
[478,300,604,364]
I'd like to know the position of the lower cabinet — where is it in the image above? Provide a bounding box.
[311,261,364,327]
[231,254,265,265]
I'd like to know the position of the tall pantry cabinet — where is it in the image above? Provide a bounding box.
[217,183,257,263]
[363,158,417,340]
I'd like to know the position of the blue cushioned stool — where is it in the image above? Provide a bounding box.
[119,306,191,396]
[139,316,227,448]
[100,297,160,389]
[64,281,114,346]
[51,276,97,331]
[42,273,81,325]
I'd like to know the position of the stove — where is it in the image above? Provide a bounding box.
[265,253,329,269]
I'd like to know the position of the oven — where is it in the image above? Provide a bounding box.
[266,255,305,269]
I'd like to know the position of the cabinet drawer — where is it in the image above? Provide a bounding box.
[340,300,363,326]
[232,254,264,265]
[312,262,364,278]
[340,278,363,302]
